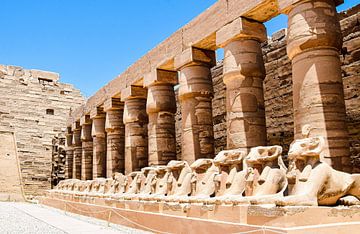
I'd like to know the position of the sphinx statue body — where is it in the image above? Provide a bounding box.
[276,125,360,206]
[53,125,360,207]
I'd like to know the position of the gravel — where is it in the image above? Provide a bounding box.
[0,202,65,234]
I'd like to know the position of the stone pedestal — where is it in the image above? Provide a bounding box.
[41,196,360,234]
[72,122,82,180]
[80,115,93,180]
[282,0,349,171]
[122,86,148,174]
[104,98,125,177]
[91,107,107,179]
[65,127,74,179]
[174,47,216,164]
[216,17,267,153]
[144,70,178,166]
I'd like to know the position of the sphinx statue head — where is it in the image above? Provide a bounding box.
[190,158,215,173]
[245,145,286,171]
[107,172,127,194]
[83,180,94,194]
[73,180,87,193]
[55,180,66,191]
[139,167,157,195]
[190,158,220,200]
[126,171,143,194]
[288,136,325,161]
[214,149,246,167]
[65,179,78,192]
[153,165,169,195]
[165,160,192,199]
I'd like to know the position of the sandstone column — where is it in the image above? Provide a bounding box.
[174,47,216,164]
[144,69,178,166]
[216,17,267,153]
[65,127,74,179]
[72,121,82,180]
[121,86,148,174]
[80,115,93,180]
[280,0,349,171]
[90,107,106,178]
[104,98,125,177]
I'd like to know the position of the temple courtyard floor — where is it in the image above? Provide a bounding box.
[0,202,148,234]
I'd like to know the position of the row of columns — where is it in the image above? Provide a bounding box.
[64,0,350,179]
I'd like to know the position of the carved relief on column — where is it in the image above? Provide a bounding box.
[216,17,267,153]
[80,115,93,180]
[65,127,74,179]
[280,0,349,171]
[122,86,148,174]
[90,107,106,178]
[174,47,216,164]
[104,98,125,177]
[72,121,82,180]
[144,69,178,166]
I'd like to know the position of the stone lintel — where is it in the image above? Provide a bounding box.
[216,17,267,48]
[80,115,91,126]
[90,106,105,119]
[72,121,81,131]
[103,98,122,112]
[144,69,178,87]
[278,0,344,13]
[121,86,147,101]
[174,47,216,70]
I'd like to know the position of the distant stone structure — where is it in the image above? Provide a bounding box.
[0,64,84,199]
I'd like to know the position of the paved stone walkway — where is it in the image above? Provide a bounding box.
[0,202,149,234]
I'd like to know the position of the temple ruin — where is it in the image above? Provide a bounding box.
[0,64,84,200]
[25,0,360,233]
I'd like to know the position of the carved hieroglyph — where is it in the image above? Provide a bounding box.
[216,17,267,153]
[104,98,126,177]
[91,107,106,178]
[122,86,149,174]
[145,70,178,166]
[175,47,216,164]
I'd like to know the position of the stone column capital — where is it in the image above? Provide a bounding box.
[90,107,106,138]
[80,115,92,142]
[144,69,178,87]
[216,17,267,48]
[174,47,216,70]
[72,124,82,147]
[121,85,147,102]
[80,114,91,126]
[90,106,105,119]
[71,121,81,132]
[284,0,343,60]
[104,98,124,133]
[103,98,123,112]
[65,127,73,148]
[278,0,343,14]
[146,84,177,115]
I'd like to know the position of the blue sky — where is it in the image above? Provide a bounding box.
[0,0,358,97]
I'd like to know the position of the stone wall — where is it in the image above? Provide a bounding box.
[0,64,84,198]
[175,5,360,170]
